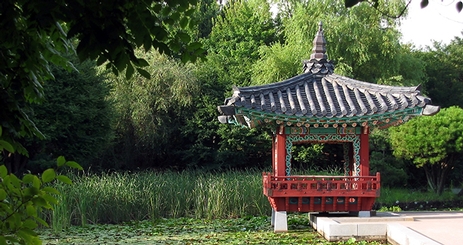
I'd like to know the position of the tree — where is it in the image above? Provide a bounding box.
[204,0,277,87]
[106,49,200,169]
[389,107,463,195]
[415,38,463,108]
[1,56,113,173]
[1,1,200,243]
[180,0,277,169]
[369,129,408,187]
[0,0,203,164]
[189,0,221,39]
[252,0,412,85]
[0,157,82,245]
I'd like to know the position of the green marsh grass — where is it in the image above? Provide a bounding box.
[48,170,271,230]
[47,169,463,231]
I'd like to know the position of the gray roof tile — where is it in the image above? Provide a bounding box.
[218,22,439,127]
[226,73,431,119]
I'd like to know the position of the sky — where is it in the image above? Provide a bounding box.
[400,0,463,47]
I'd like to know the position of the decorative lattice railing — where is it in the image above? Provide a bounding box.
[262,172,380,212]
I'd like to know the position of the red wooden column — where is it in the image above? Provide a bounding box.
[271,125,288,212]
[274,125,287,177]
[360,126,370,176]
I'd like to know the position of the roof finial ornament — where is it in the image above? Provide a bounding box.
[310,22,327,60]
[302,21,334,74]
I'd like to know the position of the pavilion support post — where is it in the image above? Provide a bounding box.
[358,211,372,217]
[360,127,370,176]
[272,209,288,232]
[274,126,287,177]
[349,211,372,217]
[271,209,275,226]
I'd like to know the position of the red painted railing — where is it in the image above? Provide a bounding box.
[262,172,380,212]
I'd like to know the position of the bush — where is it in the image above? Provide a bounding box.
[0,157,82,244]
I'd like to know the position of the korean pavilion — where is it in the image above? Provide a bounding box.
[217,23,439,232]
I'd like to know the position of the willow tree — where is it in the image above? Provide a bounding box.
[389,107,463,195]
[107,49,200,169]
[252,0,412,85]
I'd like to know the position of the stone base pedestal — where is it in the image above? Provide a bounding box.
[271,209,288,232]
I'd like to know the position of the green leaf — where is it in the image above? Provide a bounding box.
[96,55,107,66]
[345,0,360,8]
[0,140,15,153]
[136,68,151,79]
[185,8,195,16]
[170,12,180,21]
[134,58,150,67]
[0,189,6,201]
[42,193,58,205]
[126,63,135,80]
[34,216,49,227]
[23,219,38,229]
[57,156,66,167]
[57,175,73,185]
[4,236,20,244]
[32,175,41,189]
[8,174,21,188]
[114,52,129,71]
[42,187,60,195]
[143,35,152,52]
[181,53,191,63]
[24,187,40,197]
[161,6,172,16]
[178,32,191,43]
[179,17,189,29]
[26,205,37,217]
[41,169,56,183]
[17,228,38,243]
[15,142,29,156]
[65,161,83,170]
[0,125,2,136]
[0,165,7,178]
[22,174,34,183]
[187,42,202,51]
[420,0,429,8]
[32,196,50,208]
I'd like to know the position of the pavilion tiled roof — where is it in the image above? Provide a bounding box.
[227,73,431,118]
[218,23,439,128]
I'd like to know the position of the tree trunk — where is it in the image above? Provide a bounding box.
[423,165,437,192]
[423,160,452,196]
[2,151,29,174]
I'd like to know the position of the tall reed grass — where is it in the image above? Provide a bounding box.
[46,170,271,230]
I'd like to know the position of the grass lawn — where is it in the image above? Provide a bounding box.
[40,215,385,245]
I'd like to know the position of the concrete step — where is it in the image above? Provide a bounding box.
[309,212,441,244]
